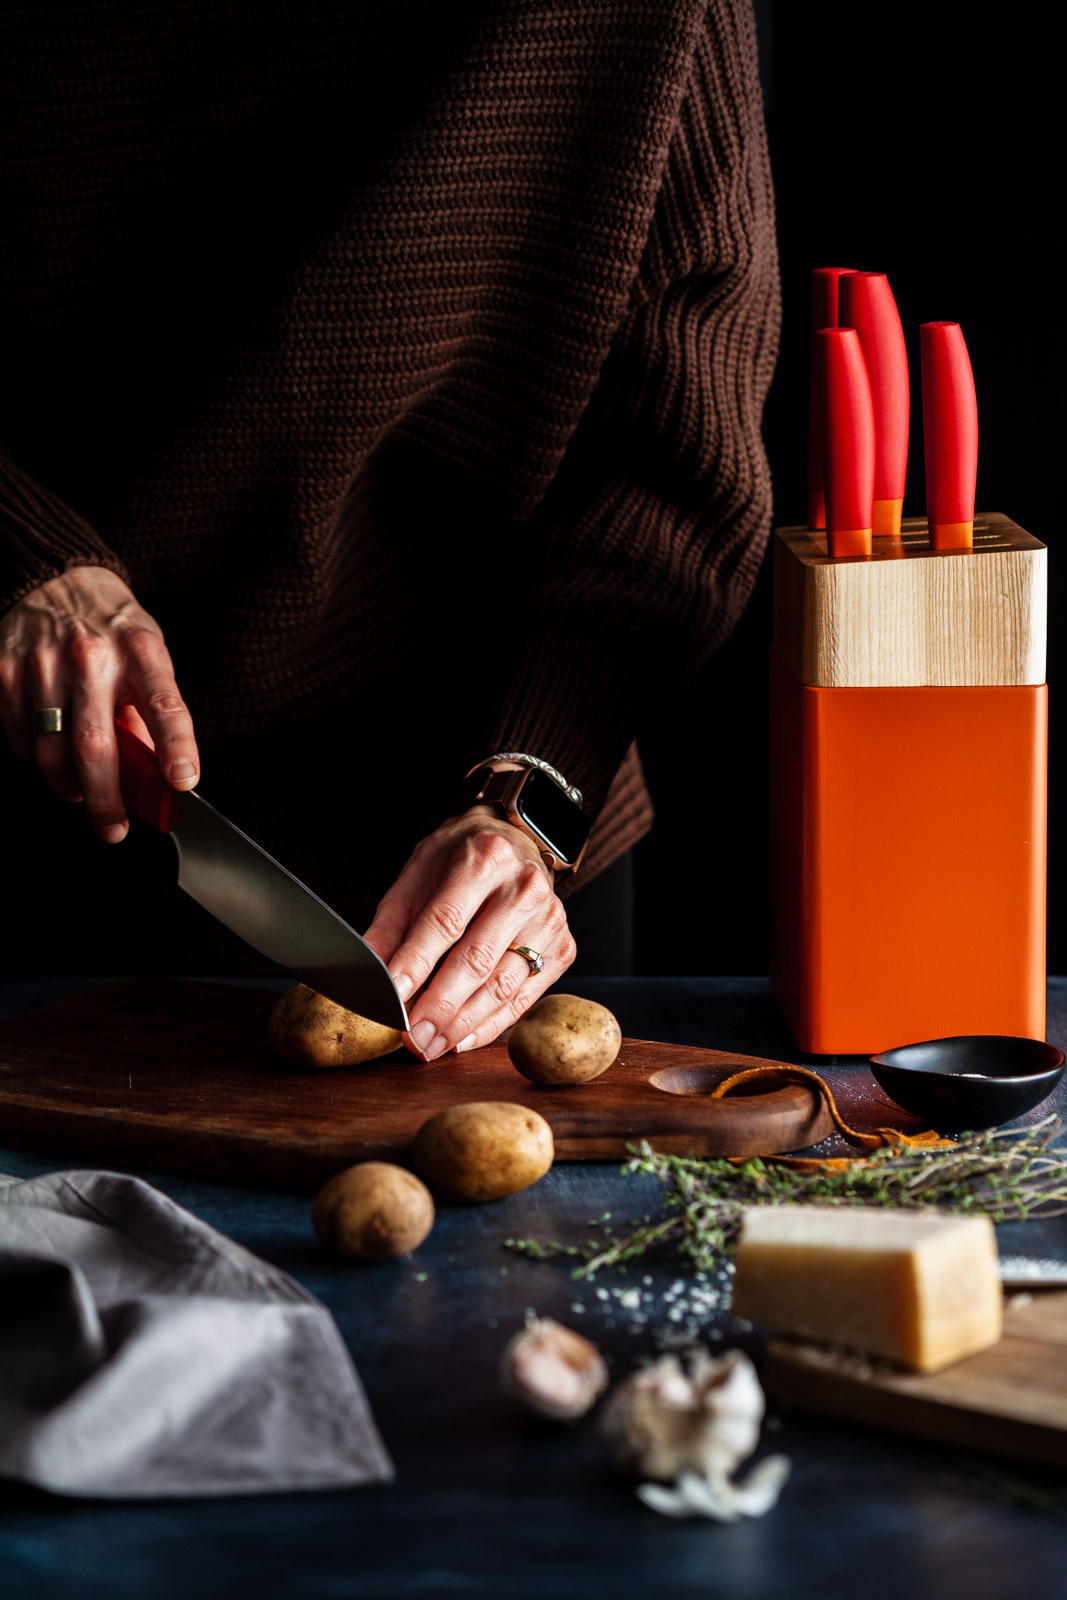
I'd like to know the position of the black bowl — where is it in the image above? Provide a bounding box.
[869,1035,1065,1133]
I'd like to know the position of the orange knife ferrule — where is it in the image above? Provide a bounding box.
[873,498,904,539]
[826,527,872,559]
[929,520,974,550]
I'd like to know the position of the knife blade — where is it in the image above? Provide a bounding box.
[115,720,409,1031]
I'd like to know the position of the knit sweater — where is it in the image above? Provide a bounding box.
[0,0,779,934]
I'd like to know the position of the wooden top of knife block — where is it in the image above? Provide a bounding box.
[774,512,1046,688]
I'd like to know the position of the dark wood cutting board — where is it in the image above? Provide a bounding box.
[0,979,833,1191]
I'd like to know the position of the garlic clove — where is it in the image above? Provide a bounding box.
[500,1316,609,1420]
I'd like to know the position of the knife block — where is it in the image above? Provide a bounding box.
[770,513,1047,1055]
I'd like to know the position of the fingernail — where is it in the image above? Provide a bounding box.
[393,973,413,1002]
[409,1019,436,1052]
[169,761,198,787]
[102,823,128,844]
[423,1034,449,1062]
[456,1034,477,1054]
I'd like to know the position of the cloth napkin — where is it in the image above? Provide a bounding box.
[0,1167,394,1497]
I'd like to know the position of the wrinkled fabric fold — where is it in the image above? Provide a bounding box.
[0,1169,393,1497]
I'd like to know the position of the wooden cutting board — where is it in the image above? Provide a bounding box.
[765,1291,1067,1468]
[0,978,834,1191]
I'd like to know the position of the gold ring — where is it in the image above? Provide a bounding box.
[508,944,545,978]
[33,708,68,736]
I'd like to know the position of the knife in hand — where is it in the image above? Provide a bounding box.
[114,720,409,1031]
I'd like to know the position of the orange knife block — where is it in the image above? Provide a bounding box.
[770,514,1047,1055]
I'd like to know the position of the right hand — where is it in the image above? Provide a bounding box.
[0,565,199,842]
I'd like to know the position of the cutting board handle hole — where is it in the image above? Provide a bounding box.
[649,1065,786,1099]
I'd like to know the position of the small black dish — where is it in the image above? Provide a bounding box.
[869,1035,1065,1133]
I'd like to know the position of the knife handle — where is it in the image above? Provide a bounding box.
[921,321,978,550]
[115,720,177,832]
[807,267,856,530]
[838,271,909,539]
[816,326,875,558]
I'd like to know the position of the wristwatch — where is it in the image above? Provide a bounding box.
[453,761,590,877]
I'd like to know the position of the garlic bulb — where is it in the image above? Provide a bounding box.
[600,1347,790,1522]
[500,1316,609,1420]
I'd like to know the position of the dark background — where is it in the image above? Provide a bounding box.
[634,1,1066,975]
[3,4,1063,980]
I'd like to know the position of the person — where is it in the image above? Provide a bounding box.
[0,0,779,1057]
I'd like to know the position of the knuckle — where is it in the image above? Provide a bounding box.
[491,965,522,1006]
[0,656,17,693]
[459,940,497,981]
[123,626,166,668]
[558,931,578,969]
[515,862,547,905]
[72,722,113,761]
[145,687,187,718]
[64,631,107,675]
[428,900,467,943]
[467,830,513,873]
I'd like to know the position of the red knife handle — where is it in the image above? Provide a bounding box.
[807,267,856,529]
[838,271,909,538]
[115,720,177,832]
[921,321,978,550]
[816,326,875,557]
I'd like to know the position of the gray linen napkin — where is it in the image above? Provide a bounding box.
[0,1168,394,1497]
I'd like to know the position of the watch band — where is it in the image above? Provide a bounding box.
[470,752,583,808]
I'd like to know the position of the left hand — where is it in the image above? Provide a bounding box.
[362,806,576,1060]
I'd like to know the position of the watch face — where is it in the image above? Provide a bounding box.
[515,769,590,865]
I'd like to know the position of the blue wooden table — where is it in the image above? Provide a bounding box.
[2,977,1066,1600]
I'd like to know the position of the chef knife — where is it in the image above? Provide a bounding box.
[816,326,875,558]
[114,720,409,1031]
[921,320,978,551]
[838,271,909,539]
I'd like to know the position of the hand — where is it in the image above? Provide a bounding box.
[0,566,200,841]
[363,806,577,1060]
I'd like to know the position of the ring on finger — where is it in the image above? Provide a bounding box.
[33,707,69,736]
[508,943,544,977]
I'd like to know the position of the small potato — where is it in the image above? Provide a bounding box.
[411,1101,554,1203]
[507,994,621,1086]
[269,983,403,1069]
[312,1161,434,1260]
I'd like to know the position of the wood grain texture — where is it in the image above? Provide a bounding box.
[774,512,1046,687]
[0,979,834,1191]
[765,1291,1067,1469]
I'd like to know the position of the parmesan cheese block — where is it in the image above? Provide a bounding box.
[731,1206,1002,1373]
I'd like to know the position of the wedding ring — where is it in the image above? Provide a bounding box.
[508,944,545,977]
[33,708,68,736]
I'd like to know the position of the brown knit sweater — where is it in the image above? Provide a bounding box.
[0,0,779,952]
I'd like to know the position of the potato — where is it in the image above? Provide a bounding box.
[312,1161,434,1260]
[507,993,621,1086]
[411,1101,554,1203]
[269,983,403,1069]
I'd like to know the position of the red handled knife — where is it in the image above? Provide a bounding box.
[921,321,978,551]
[807,267,856,531]
[815,326,875,558]
[838,272,909,539]
[115,720,409,1030]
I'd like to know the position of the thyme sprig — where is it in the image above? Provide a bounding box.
[506,1115,1067,1280]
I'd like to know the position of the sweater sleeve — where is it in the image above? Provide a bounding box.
[475,0,780,822]
[0,447,131,615]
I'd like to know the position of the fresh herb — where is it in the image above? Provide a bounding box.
[506,1115,1067,1280]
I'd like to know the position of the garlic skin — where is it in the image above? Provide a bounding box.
[600,1347,790,1521]
[500,1316,609,1421]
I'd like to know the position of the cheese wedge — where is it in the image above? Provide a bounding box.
[731,1206,1001,1373]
